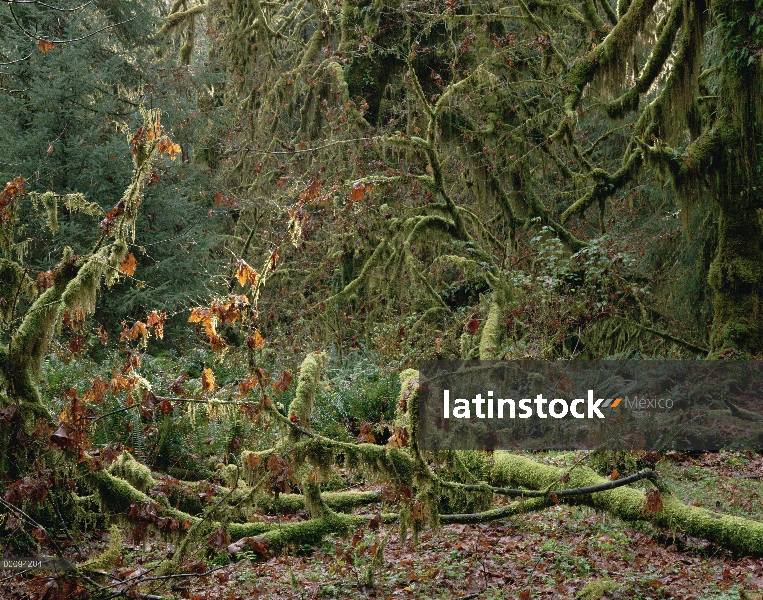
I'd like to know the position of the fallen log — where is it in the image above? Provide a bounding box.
[490,452,763,555]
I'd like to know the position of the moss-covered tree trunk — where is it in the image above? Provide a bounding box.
[0,108,171,480]
[706,0,763,356]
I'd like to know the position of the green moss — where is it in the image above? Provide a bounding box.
[88,470,192,523]
[262,490,380,513]
[40,192,58,234]
[576,579,618,599]
[259,510,364,549]
[382,446,414,486]
[226,521,271,541]
[288,352,327,428]
[63,193,102,217]
[394,368,419,436]
[77,525,123,572]
[0,259,35,323]
[325,240,388,307]
[606,0,683,118]
[220,463,241,488]
[489,452,763,555]
[108,451,156,493]
[479,276,505,360]
[562,0,658,118]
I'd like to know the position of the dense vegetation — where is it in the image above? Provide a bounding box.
[1,0,762,598]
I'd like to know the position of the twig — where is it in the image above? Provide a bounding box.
[444,469,657,498]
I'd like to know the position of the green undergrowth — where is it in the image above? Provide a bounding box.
[39,346,399,475]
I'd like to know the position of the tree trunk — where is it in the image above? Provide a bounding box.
[707,0,763,356]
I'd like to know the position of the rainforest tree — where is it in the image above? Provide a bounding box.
[196,0,763,360]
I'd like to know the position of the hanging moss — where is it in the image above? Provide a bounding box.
[60,249,108,318]
[561,0,658,122]
[160,5,205,34]
[39,192,58,234]
[325,240,388,307]
[561,150,643,225]
[10,248,78,413]
[606,0,683,118]
[0,259,35,323]
[63,193,102,217]
[394,369,419,435]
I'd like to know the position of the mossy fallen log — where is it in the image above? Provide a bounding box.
[88,363,763,560]
[87,468,380,540]
[490,452,763,555]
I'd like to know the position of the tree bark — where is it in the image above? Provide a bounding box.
[706,0,763,356]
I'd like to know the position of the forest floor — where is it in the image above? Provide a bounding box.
[3,451,763,600]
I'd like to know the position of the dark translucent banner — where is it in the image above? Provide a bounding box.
[417,360,763,451]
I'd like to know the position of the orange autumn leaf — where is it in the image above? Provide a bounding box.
[146,310,166,340]
[246,329,265,350]
[188,307,227,351]
[298,178,321,202]
[272,370,293,393]
[201,367,216,392]
[245,452,262,470]
[349,181,365,202]
[267,251,279,273]
[188,307,211,324]
[643,488,664,514]
[235,260,260,287]
[120,321,148,342]
[82,377,108,405]
[156,136,181,161]
[37,39,55,53]
[237,375,258,397]
[119,253,137,276]
[68,334,86,355]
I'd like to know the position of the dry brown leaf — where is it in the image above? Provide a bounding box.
[119,253,137,276]
[37,39,55,53]
[201,367,216,392]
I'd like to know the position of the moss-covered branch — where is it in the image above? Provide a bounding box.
[637,126,724,185]
[478,280,505,360]
[598,0,619,26]
[561,149,642,224]
[324,239,388,307]
[490,452,763,555]
[557,0,658,128]
[606,0,683,118]
[288,352,327,427]
[159,5,205,35]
